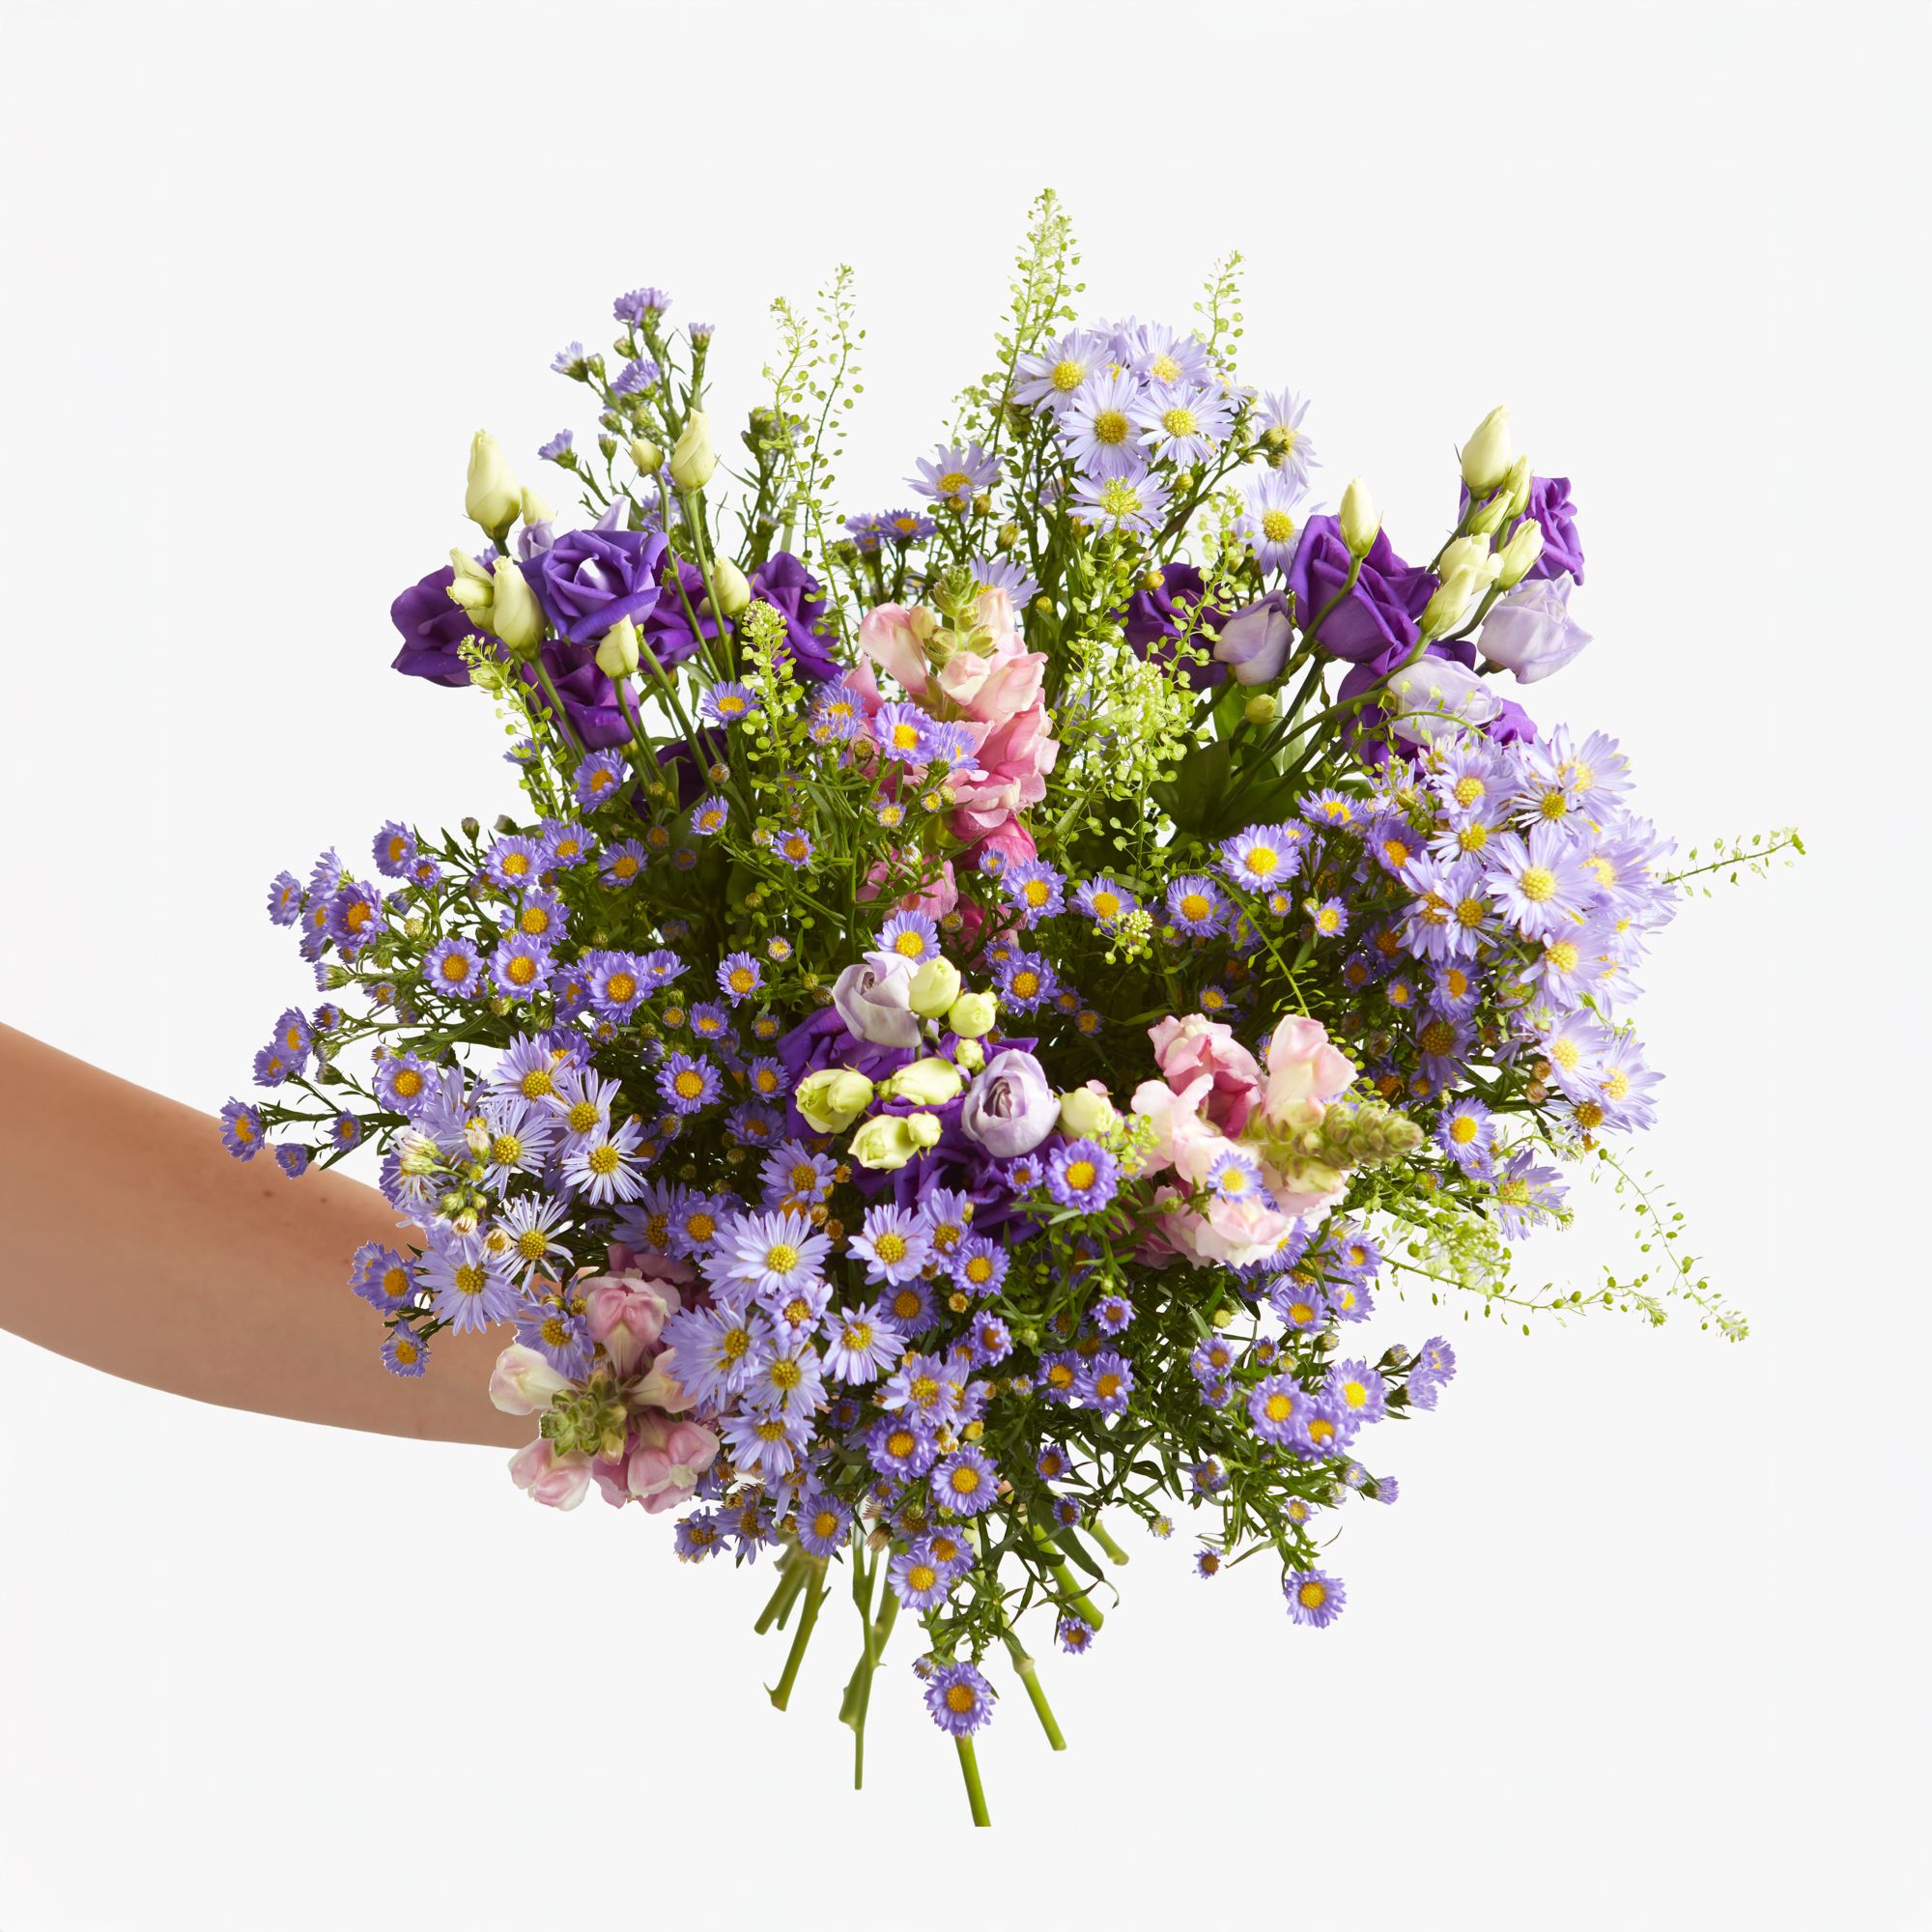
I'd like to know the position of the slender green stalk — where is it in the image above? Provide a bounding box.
[1010,1650,1065,1751]
[1027,1519,1105,1628]
[753,1548,806,1635]
[1087,1520,1131,1566]
[768,1558,828,1711]
[954,1736,991,1828]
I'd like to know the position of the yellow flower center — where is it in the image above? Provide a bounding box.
[506,955,537,985]
[1050,357,1085,391]
[673,1070,704,1100]
[728,967,755,993]
[1520,867,1557,902]
[1065,1160,1098,1191]
[1179,893,1210,922]
[1297,1580,1327,1609]
[440,954,470,982]
[874,1232,908,1264]
[1161,405,1199,439]
[887,1430,917,1459]
[1011,970,1039,1000]
[1092,409,1129,445]
[946,1684,977,1713]
[764,1242,800,1274]
[1150,352,1180,382]
[587,1144,620,1176]
[1261,508,1296,543]
[1243,847,1280,877]
[770,1358,802,1391]
[567,1100,600,1132]
[454,1264,486,1295]
[516,1230,549,1260]
[1264,1392,1293,1423]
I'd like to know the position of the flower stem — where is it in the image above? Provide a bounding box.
[768,1557,828,1711]
[1028,1519,1105,1629]
[1010,1649,1065,1752]
[753,1548,806,1635]
[954,1736,992,1828]
[1087,1520,1131,1566]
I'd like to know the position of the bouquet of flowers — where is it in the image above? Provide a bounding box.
[225,193,1798,1823]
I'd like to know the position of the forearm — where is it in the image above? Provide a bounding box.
[0,1023,526,1447]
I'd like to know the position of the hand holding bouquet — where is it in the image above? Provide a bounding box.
[225,195,1797,1823]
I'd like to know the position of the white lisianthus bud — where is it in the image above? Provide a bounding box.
[520,484,552,527]
[1465,492,1510,536]
[1339,477,1379,555]
[883,1057,965,1106]
[465,430,521,535]
[1459,406,1513,495]
[904,1111,942,1151]
[445,548,495,621]
[946,991,999,1038]
[850,1116,922,1172]
[1496,518,1545,589]
[796,1068,874,1133]
[709,556,753,618]
[489,557,546,656]
[1499,455,1533,523]
[668,412,716,493]
[952,1037,986,1074]
[1243,693,1279,725]
[1436,535,1497,582]
[595,616,640,679]
[908,957,962,1017]
[1421,564,1488,639]
[630,437,664,474]
[1058,1084,1117,1138]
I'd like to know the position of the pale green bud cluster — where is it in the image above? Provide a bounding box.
[539,1372,629,1461]
[1307,1096,1425,1170]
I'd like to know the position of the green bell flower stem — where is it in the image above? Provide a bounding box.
[768,1556,828,1711]
[954,1736,991,1828]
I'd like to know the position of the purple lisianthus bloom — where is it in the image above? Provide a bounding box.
[521,644,633,750]
[1121,562,1231,691]
[389,566,484,687]
[832,954,922,1049]
[642,557,722,669]
[748,553,837,682]
[1288,516,1435,665]
[1212,590,1295,687]
[526,514,669,644]
[958,1049,1057,1158]
[1517,476,1584,584]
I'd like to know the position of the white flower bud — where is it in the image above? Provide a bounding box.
[465,430,521,535]
[947,991,999,1038]
[629,438,664,474]
[908,956,962,1017]
[489,557,546,656]
[520,484,553,527]
[1339,477,1379,556]
[709,556,753,619]
[668,412,716,493]
[1496,519,1545,590]
[595,615,640,679]
[1058,1085,1117,1138]
[445,548,495,621]
[882,1057,965,1106]
[1459,406,1512,496]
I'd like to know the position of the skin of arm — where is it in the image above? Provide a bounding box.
[0,1023,527,1448]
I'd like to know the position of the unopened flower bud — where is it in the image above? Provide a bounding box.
[796,1068,874,1133]
[595,615,640,679]
[489,557,546,656]
[908,957,961,1017]
[1496,518,1545,589]
[709,556,753,618]
[1057,1084,1117,1138]
[445,548,495,621]
[1465,492,1510,536]
[1459,406,1512,495]
[629,437,663,474]
[883,1057,964,1106]
[668,412,716,492]
[1243,693,1279,725]
[946,991,998,1038]
[952,1037,985,1074]
[850,1116,922,1172]
[1339,476,1379,555]
[1499,455,1533,523]
[1437,535,1496,581]
[465,430,521,536]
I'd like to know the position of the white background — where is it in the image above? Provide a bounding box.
[1,2,1924,1925]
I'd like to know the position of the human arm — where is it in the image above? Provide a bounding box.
[0,1023,526,1447]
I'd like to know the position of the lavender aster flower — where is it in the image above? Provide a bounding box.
[1285,1569,1346,1628]
[923,1660,996,1735]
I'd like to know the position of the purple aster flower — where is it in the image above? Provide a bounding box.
[266,870,304,926]
[574,752,628,812]
[613,286,670,323]
[350,1241,417,1314]
[923,1660,995,1736]
[1081,1350,1133,1415]
[1484,822,1596,941]
[1435,1095,1494,1171]
[879,507,937,545]
[933,1445,1000,1517]
[700,680,760,727]
[1249,1374,1310,1446]
[537,429,574,460]
[990,950,1058,1013]
[717,952,763,1005]
[1194,1548,1224,1580]
[1254,386,1317,485]
[381,1325,430,1378]
[1012,327,1110,412]
[1073,876,1140,929]
[872,700,931,764]
[822,1302,907,1385]
[876,909,940,965]
[490,935,554,1002]
[481,836,545,894]
[372,822,418,879]
[513,1298,595,1379]
[1165,874,1230,938]
[326,880,385,954]
[600,838,648,887]
[1285,1569,1346,1629]
[852,1205,932,1286]
[796,1492,853,1560]
[1068,463,1171,537]
[868,1416,939,1481]
[878,1276,934,1332]
[1059,369,1144,478]
[951,1236,1008,1299]
[909,440,1002,507]
[1131,379,1234,466]
[423,937,485,999]
[272,1143,309,1179]
[328,1112,362,1152]
[1238,465,1309,575]
[1328,1359,1388,1426]
[419,1235,518,1333]
[1046,1139,1119,1212]
[890,1544,955,1612]
[1001,859,1065,927]
[968,552,1040,610]
[1056,1614,1096,1654]
[689,795,729,838]
[561,1116,646,1206]
[1092,1293,1133,1336]
[1490,1145,1568,1239]
[1219,823,1304,896]
[374,1052,438,1116]
[968,1312,1012,1365]
[708,1208,831,1304]
[659,1051,722,1116]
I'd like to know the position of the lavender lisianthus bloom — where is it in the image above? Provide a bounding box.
[1478,572,1592,684]
[526,511,669,644]
[1515,476,1584,584]
[1121,563,1230,690]
[959,1048,1058,1158]
[1212,590,1295,687]
[832,954,922,1049]
[749,553,837,682]
[390,565,484,687]
[1287,516,1435,665]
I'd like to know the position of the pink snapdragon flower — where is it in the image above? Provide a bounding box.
[597,1411,719,1513]
[1263,1014,1355,1130]
[1149,1013,1264,1136]
[509,1438,592,1511]
[582,1269,682,1377]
